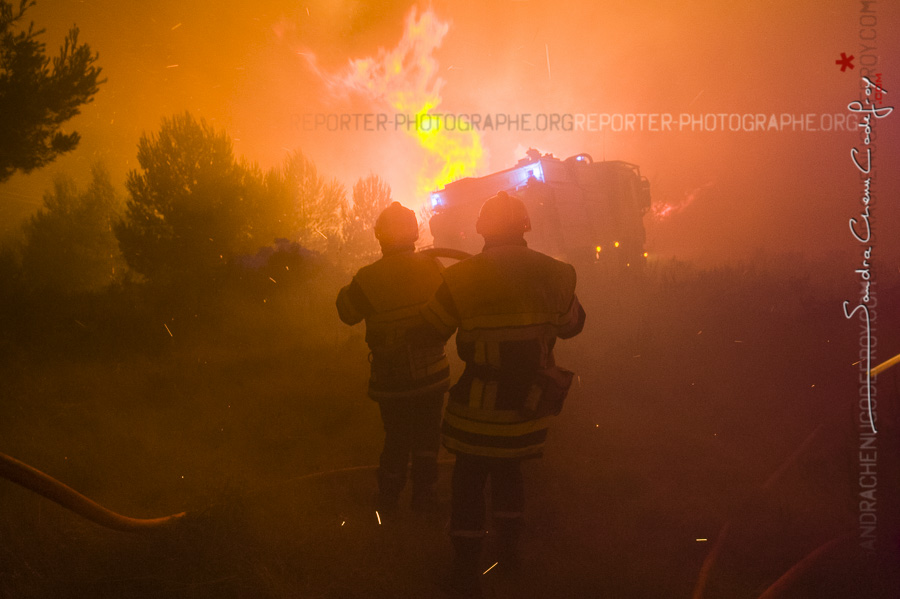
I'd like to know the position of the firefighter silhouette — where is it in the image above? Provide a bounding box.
[336,202,451,512]
[423,191,586,596]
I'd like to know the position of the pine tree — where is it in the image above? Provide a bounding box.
[21,164,124,293]
[0,0,104,183]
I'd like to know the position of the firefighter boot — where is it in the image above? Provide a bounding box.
[376,470,403,514]
[444,537,483,598]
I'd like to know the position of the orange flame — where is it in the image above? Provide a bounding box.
[306,7,483,200]
[652,180,715,221]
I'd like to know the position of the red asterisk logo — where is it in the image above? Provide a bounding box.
[836,52,855,71]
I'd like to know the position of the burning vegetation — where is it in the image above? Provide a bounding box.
[1,1,899,598]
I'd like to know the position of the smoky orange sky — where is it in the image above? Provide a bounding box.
[2,0,898,266]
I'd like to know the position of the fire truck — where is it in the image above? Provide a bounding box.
[428,150,651,268]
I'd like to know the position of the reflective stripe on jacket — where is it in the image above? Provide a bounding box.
[423,242,585,458]
[336,248,451,400]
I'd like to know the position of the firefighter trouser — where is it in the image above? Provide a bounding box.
[377,391,444,501]
[449,454,525,563]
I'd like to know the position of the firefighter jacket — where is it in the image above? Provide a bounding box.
[336,246,451,401]
[422,240,586,459]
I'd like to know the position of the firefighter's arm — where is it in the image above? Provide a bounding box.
[420,281,460,340]
[558,294,586,339]
[335,279,371,325]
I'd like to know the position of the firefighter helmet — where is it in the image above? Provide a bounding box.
[374,202,419,245]
[475,191,532,237]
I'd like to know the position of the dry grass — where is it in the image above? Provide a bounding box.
[1,256,898,598]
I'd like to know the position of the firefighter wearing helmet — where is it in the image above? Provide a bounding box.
[423,190,586,596]
[336,201,450,513]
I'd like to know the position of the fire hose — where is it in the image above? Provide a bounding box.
[0,249,475,533]
[692,346,900,599]
[0,451,185,532]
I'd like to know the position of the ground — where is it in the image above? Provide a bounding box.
[0,256,898,598]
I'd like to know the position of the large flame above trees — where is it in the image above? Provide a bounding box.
[304,6,484,200]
